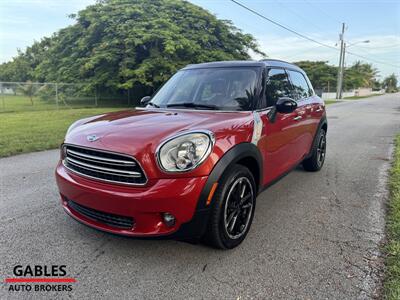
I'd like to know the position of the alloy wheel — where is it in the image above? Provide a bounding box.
[223,177,254,239]
[317,132,326,167]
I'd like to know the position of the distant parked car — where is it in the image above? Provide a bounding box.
[56,59,327,249]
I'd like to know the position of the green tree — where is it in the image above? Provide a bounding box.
[0,50,32,82]
[0,0,264,103]
[293,61,337,92]
[343,61,378,90]
[294,60,380,93]
[382,74,398,93]
[371,79,382,91]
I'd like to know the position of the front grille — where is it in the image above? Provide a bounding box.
[68,199,134,229]
[63,145,147,185]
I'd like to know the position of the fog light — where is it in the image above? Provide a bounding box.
[163,213,175,227]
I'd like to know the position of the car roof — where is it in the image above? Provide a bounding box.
[182,59,304,73]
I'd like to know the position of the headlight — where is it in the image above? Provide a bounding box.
[157,131,215,172]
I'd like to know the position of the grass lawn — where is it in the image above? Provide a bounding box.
[0,94,99,112]
[344,94,384,100]
[0,94,130,113]
[0,94,131,157]
[324,100,337,105]
[384,134,400,299]
[324,93,385,103]
[0,95,57,112]
[0,107,122,157]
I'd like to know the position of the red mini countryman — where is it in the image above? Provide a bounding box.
[56,60,327,249]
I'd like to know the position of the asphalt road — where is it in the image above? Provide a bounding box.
[1,93,399,299]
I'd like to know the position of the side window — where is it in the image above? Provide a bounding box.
[265,68,293,107]
[287,70,311,100]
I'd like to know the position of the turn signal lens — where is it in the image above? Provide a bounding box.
[207,183,218,205]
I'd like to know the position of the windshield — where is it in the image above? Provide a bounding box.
[149,67,260,111]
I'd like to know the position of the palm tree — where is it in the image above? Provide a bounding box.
[382,74,398,92]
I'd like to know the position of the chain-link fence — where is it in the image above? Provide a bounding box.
[0,82,133,112]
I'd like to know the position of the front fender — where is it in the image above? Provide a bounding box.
[173,142,263,239]
[197,142,262,210]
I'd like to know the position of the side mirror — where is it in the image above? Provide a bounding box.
[267,97,297,123]
[276,97,297,114]
[140,96,151,106]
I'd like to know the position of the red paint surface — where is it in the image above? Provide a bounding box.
[56,96,325,236]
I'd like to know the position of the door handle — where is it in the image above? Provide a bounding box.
[293,116,302,121]
[316,108,323,112]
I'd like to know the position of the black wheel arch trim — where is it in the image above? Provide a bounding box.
[172,142,263,240]
[307,115,327,158]
[197,142,263,210]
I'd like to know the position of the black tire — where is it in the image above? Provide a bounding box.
[303,128,326,172]
[203,164,256,249]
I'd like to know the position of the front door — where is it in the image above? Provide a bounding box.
[256,68,305,186]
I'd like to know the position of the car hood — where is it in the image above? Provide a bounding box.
[65,108,253,156]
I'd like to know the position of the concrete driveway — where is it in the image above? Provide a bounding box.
[1,93,399,299]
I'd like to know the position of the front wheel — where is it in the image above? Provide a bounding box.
[203,164,256,249]
[303,129,326,171]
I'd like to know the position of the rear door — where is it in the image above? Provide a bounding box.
[304,74,325,134]
[286,69,315,159]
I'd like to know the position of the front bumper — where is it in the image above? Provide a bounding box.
[55,162,209,238]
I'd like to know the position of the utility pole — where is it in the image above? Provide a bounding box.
[341,42,346,96]
[336,22,346,100]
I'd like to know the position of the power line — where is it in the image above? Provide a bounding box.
[350,44,400,50]
[275,0,328,34]
[229,0,400,69]
[346,44,400,61]
[346,50,400,68]
[302,0,343,25]
[280,43,334,62]
[229,0,339,52]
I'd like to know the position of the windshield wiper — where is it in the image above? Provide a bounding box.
[147,102,160,108]
[166,102,219,110]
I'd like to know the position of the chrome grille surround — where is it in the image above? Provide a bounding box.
[62,144,147,186]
